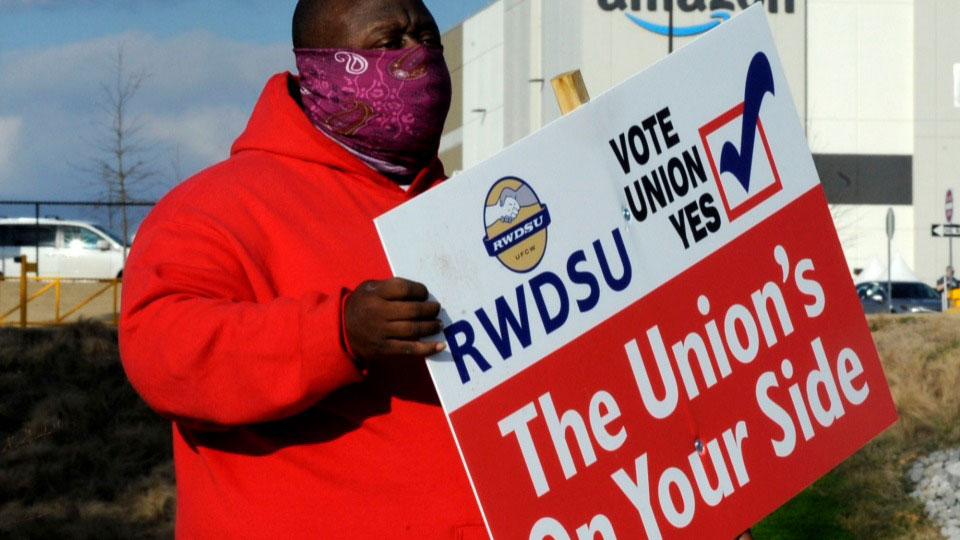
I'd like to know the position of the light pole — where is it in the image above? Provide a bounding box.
[886,208,894,313]
[668,3,674,54]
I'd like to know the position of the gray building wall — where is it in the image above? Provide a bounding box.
[439,25,464,173]
[539,0,583,127]
[913,0,960,283]
[438,0,932,277]
[503,0,535,147]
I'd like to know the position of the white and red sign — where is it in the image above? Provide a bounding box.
[946,189,953,224]
[377,6,897,539]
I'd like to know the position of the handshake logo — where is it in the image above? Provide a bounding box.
[482,177,551,273]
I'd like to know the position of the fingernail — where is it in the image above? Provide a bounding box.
[436,342,447,352]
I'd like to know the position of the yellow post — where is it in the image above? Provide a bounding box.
[113,279,119,326]
[550,70,591,116]
[18,258,27,329]
[16,256,37,328]
[55,279,61,323]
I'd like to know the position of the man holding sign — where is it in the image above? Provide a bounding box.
[120,0,485,538]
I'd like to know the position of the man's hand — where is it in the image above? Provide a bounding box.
[344,278,446,363]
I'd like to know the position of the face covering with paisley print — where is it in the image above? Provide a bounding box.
[294,45,453,179]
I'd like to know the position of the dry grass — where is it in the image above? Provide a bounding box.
[857,314,960,538]
[875,315,960,447]
[2,315,960,538]
[0,321,174,539]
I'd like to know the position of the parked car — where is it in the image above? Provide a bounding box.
[0,217,128,279]
[856,281,942,314]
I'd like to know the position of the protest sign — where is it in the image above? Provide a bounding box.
[376,5,897,539]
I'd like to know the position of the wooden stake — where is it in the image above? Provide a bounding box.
[551,70,591,116]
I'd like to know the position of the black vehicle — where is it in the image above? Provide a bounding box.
[856,281,942,314]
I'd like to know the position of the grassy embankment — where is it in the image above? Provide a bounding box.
[0,322,173,539]
[1,315,959,538]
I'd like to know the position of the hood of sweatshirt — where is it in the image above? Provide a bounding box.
[230,72,446,198]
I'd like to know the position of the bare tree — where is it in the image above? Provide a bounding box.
[169,143,185,186]
[89,44,157,265]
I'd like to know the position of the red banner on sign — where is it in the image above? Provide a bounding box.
[450,186,897,539]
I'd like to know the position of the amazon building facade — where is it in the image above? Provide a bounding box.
[439,0,960,285]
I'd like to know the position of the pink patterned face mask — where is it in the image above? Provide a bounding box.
[294,45,452,179]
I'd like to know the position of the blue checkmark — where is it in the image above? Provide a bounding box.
[719,52,776,193]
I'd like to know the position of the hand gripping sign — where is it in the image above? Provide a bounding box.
[377,5,897,539]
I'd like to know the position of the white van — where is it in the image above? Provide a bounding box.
[0,217,128,279]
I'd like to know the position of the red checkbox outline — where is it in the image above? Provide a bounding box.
[698,102,783,222]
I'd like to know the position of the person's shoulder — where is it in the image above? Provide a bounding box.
[141,150,354,243]
[150,160,237,219]
[138,158,258,239]
[152,152,307,219]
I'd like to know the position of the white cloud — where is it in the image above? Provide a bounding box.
[0,116,23,178]
[1,30,290,108]
[142,106,249,165]
[0,31,293,199]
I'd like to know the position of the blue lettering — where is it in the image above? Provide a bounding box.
[567,250,601,313]
[444,320,491,384]
[530,271,570,334]
[458,228,635,385]
[595,228,633,292]
[475,285,533,360]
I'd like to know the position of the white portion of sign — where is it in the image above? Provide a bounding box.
[377,5,820,413]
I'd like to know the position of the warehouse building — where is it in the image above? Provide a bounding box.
[439,0,960,284]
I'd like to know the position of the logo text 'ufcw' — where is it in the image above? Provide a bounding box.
[483,177,551,273]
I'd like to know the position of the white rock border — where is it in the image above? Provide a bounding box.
[908,448,960,539]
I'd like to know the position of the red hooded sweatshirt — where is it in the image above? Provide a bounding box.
[119,73,488,540]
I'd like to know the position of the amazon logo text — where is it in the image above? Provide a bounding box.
[598,0,796,38]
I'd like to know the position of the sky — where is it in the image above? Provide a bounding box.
[0,0,493,205]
